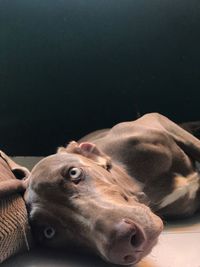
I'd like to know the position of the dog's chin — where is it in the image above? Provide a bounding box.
[101,253,141,266]
[100,230,159,266]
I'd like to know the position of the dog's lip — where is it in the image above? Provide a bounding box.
[104,252,142,266]
[135,249,144,253]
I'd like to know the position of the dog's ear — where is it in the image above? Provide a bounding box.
[58,141,112,171]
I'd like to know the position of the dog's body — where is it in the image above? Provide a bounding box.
[25,113,200,265]
[78,112,200,218]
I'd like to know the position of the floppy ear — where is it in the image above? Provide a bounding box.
[58,141,112,170]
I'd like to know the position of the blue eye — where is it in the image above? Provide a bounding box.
[44,226,55,239]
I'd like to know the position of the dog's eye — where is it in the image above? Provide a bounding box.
[68,167,82,184]
[44,226,56,239]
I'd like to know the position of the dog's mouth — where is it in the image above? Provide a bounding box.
[28,209,162,266]
[25,183,163,266]
[104,235,159,265]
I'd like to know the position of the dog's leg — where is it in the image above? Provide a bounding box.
[159,172,200,209]
[151,113,200,161]
[180,121,200,134]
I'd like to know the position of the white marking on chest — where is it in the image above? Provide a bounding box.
[159,173,200,209]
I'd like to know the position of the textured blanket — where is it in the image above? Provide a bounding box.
[0,154,32,263]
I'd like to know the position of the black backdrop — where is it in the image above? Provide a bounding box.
[0,0,200,155]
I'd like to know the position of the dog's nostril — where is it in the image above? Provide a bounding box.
[130,232,140,247]
[123,219,145,248]
[108,219,146,265]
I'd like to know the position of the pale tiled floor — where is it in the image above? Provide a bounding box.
[6,157,200,267]
[138,214,200,267]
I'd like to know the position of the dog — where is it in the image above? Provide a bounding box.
[24,113,200,266]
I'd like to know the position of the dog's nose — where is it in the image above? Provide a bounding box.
[108,219,147,265]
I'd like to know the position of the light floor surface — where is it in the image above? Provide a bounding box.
[2,157,200,267]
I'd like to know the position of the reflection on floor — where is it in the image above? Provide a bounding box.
[138,214,200,267]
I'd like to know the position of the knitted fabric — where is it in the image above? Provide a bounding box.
[0,157,31,263]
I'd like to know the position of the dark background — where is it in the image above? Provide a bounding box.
[0,0,200,155]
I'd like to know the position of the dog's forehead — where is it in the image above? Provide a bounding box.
[31,152,87,176]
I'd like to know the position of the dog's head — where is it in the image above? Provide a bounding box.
[25,142,163,265]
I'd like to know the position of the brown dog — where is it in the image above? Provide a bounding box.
[24,113,200,265]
